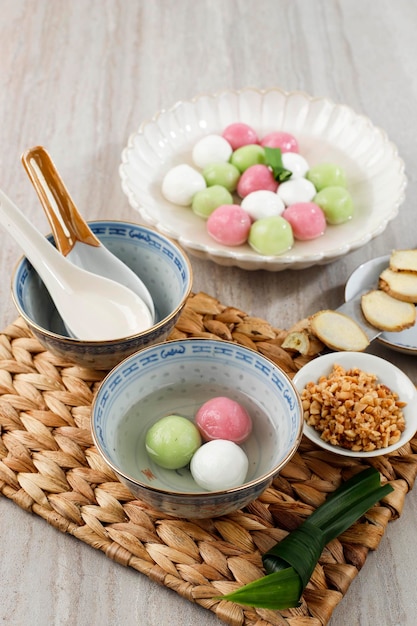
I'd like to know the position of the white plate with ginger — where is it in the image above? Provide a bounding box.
[345,254,417,355]
[293,351,417,458]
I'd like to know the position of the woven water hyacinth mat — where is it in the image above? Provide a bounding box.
[1,291,417,626]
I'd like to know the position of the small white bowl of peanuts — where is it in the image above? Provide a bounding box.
[293,351,417,457]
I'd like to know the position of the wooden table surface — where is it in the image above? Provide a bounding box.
[0,1,416,624]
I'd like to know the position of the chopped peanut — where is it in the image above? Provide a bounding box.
[301,364,406,452]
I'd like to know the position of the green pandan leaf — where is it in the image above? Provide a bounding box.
[264,146,292,181]
[221,566,302,610]
[219,467,393,610]
[263,521,325,588]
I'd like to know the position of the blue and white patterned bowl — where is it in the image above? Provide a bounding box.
[11,221,193,370]
[91,338,303,518]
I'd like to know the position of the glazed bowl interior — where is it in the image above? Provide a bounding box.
[91,338,303,518]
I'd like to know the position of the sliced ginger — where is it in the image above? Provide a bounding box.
[361,289,416,332]
[379,268,417,303]
[389,249,417,273]
[311,310,370,352]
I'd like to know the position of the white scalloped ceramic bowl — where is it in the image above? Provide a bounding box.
[293,351,417,458]
[120,88,406,271]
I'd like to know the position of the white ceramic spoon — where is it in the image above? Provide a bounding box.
[0,189,154,341]
[21,146,155,321]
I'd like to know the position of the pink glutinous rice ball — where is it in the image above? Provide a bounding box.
[207,204,252,246]
[195,397,253,444]
[260,131,299,153]
[282,202,327,240]
[237,164,278,198]
[222,123,259,150]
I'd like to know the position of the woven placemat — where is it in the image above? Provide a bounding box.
[1,291,417,626]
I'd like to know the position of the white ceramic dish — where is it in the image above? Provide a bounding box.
[345,254,417,355]
[119,87,406,271]
[293,351,417,458]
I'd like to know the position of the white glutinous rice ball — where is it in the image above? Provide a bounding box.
[278,178,317,206]
[162,164,206,206]
[282,152,310,179]
[241,189,285,220]
[190,439,249,491]
[192,134,233,169]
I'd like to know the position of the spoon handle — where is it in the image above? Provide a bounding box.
[21,146,100,256]
[0,188,74,291]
